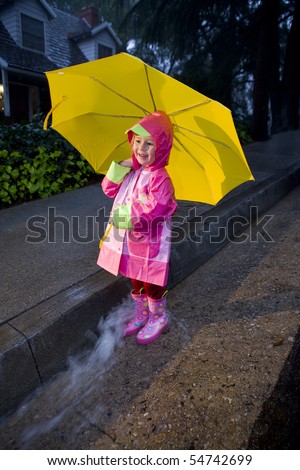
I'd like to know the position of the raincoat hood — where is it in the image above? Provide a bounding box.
[127,110,173,171]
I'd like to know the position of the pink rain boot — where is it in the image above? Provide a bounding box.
[124,291,149,337]
[136,295,169,344]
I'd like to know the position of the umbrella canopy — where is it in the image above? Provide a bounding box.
[44,52,254,204]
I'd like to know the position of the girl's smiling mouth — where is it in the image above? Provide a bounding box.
[133,135,156,167]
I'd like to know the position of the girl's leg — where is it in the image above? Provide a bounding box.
[136,282,169,344]
[143,282,166,299]
[124,279,149,337]
[131,278,145,294]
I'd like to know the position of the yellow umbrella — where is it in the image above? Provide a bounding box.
[44,52,254,204]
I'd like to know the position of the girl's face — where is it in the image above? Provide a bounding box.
[133,134,156,167]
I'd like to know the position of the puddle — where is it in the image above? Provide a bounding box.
[0,297,132,449]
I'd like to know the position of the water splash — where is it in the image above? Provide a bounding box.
[6,296,133,449]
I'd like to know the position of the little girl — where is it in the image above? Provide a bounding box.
[97,110,177,344]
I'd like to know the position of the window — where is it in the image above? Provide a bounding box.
[21,13,45,53]
[98,44,113,59]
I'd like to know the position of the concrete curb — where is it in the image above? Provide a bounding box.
[1,163,300,416]
[169,164,300,286]
[1,272,131,415]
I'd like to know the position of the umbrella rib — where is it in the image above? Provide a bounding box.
[96,139,129,172]
[89,75,150,115]
[86,112,143,119]
[114,139,129,150]
[173,134,216,203]
[50,113,144,128]
[169,100,211,116]
[173,135,205,170]
[144,65,156,112]
[175,128,237,170]
[176,124,248,164]
[174,125,233,150]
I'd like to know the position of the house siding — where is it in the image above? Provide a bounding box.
[17,0,50,54]
[2,0,50,54]
[0,0,121,121]
[77,38,96,62]
[78,30,117,62]
[0,4,18,42]
[96,29,117,54]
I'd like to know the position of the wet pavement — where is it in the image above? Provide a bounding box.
[0,184,299,450]
[1,129,300,417]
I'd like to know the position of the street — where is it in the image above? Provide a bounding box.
[0,185,300,450]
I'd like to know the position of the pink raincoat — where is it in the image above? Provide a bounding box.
[97,111,177,286]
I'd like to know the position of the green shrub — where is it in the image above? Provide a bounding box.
[0,114,97,208]
[234,119,253,145]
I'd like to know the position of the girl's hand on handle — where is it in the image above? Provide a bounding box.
[119,159,133,168]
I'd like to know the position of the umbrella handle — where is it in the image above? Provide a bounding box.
[99,222,113,249]
[43,96,66,130]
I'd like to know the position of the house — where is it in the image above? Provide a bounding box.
[0,0,122,122]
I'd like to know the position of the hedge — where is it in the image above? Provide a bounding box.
[0,114,97,208]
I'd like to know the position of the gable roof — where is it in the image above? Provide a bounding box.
[0,1,121,75]
[70,20,122,47]
[0,20,57,73]
[37,0,56,18]
[0,0,56,18]
[48,7,89,68]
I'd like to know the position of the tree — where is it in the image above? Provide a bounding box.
[251,0,281,140]
[120,0,300,139]
[281,0,300,129]
[51,0,300,139]
[121,0,254,110]
[50,1,134,30]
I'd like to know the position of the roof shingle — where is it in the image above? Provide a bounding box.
[47,7,89,69]
[0,2,119,74]
[0,20,57,73]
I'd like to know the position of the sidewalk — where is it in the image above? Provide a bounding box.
[1,130,300,416]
